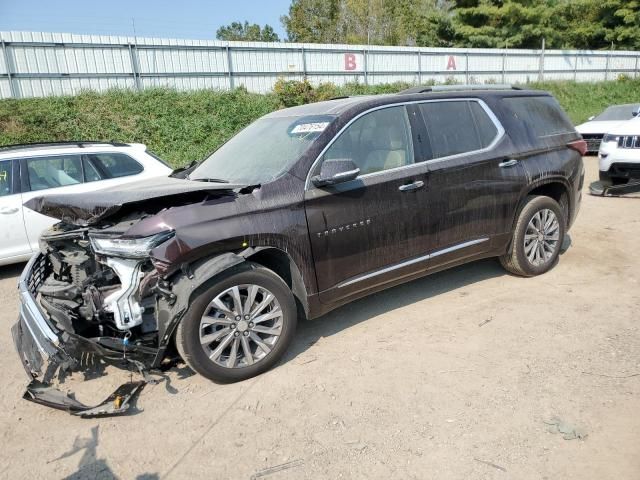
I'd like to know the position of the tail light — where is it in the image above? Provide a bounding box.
[568,139,588,156]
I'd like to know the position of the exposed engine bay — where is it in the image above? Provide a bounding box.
[38,223,160,345]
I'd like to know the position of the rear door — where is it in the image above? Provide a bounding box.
[305,104,433,302]
[0,158,31,261]
[413,99,526,267]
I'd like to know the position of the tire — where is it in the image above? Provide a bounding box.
[499,195,566,277]
[175,263,297,383]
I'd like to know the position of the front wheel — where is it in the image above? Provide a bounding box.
[175,264,297,382]
[500,195,566,277]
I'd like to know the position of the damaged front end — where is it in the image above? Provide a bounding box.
[12,225,177,417]
[13,177,250,416]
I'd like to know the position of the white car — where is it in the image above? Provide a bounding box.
[576,103,640,154]
[0,142,173,266]
[598,117,640,185]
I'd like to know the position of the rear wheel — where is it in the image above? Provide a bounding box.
[175,264,297,382]
[500,195,566,277]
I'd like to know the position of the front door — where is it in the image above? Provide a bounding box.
[0,159,31,262]
[304,105,432,303]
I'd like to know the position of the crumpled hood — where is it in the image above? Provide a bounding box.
[24,176,246,226]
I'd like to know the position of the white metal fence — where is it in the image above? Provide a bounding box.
[1,31,639,99]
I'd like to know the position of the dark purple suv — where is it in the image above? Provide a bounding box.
[13,86,585,414]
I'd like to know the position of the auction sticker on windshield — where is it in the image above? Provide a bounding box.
[290,122,330,134]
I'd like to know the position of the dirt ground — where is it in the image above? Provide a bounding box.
[0,159,639,480]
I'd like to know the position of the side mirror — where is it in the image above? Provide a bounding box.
[588,116,595,121]
[632,108,639,118]
[311,159,360,187]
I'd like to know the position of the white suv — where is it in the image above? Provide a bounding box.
[598,117,640,185]
[0,142,173,266]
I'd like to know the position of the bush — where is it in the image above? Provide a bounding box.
[0,88,279,167]
[273,78,316,107]
[2,78,640,167]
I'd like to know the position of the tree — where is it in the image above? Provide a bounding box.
[451,0,563,49]
[216,21,280,42]
[606,0,640,49]
[281,0,452,46]
[280,0,639,50]
[281,0,342,43]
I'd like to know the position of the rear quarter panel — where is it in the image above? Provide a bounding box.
[490,95,583,231]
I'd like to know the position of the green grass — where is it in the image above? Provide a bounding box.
[530,77,640,125]
[0,88,280,167]
[1,78,639,167]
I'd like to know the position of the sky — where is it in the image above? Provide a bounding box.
[0,0,292,40]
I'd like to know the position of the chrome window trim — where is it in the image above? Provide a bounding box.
[305,98,506,190]
[336,237,489,289]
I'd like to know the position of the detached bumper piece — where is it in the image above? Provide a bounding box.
[23,380,145,418]
[12,254,152,417]
[589,179,640,196]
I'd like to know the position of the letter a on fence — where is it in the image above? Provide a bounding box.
[344,53,357,71]
[446,55,457,71]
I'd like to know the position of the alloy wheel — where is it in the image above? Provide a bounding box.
[199,284,283,368]
[523,208,560,266]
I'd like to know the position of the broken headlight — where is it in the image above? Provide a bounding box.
[90,231,175,259]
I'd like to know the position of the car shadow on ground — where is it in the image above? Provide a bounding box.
[0,262,25,281]
[284,257,506,364]
[286,235,573,363]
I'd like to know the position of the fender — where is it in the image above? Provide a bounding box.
[152,247,311,366]
[152,249,255,366]
[511,176,572,230]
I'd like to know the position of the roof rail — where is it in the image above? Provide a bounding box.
[0,141,130,152]
[398,84,522,95]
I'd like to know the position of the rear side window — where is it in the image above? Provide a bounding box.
[26,155,83,191]
[88,153,143,179]
[0,160,13,197]
[418,100,499,159]
[503,96,574,138]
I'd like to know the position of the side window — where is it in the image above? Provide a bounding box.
[323,106,414,175]
[82,157,103,182]
[88,153,143,179]
[503,96,574,138]
[0,160,13,197]
[419,101,497,159]
[26,155,83,192]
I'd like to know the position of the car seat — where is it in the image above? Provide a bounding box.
[361,120,408,174]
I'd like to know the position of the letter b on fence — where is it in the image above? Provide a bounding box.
[344,53,357,71]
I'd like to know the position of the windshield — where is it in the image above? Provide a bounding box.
[190,115,335,184]
[593,105,640,121]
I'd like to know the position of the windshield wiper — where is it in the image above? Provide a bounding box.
[189,177,230,183]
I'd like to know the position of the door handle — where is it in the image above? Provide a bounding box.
[0,207,19,215]
[499,159,519,168]
[398,180,425,192]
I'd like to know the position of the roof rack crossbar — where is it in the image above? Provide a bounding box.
[398,84,522,95]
